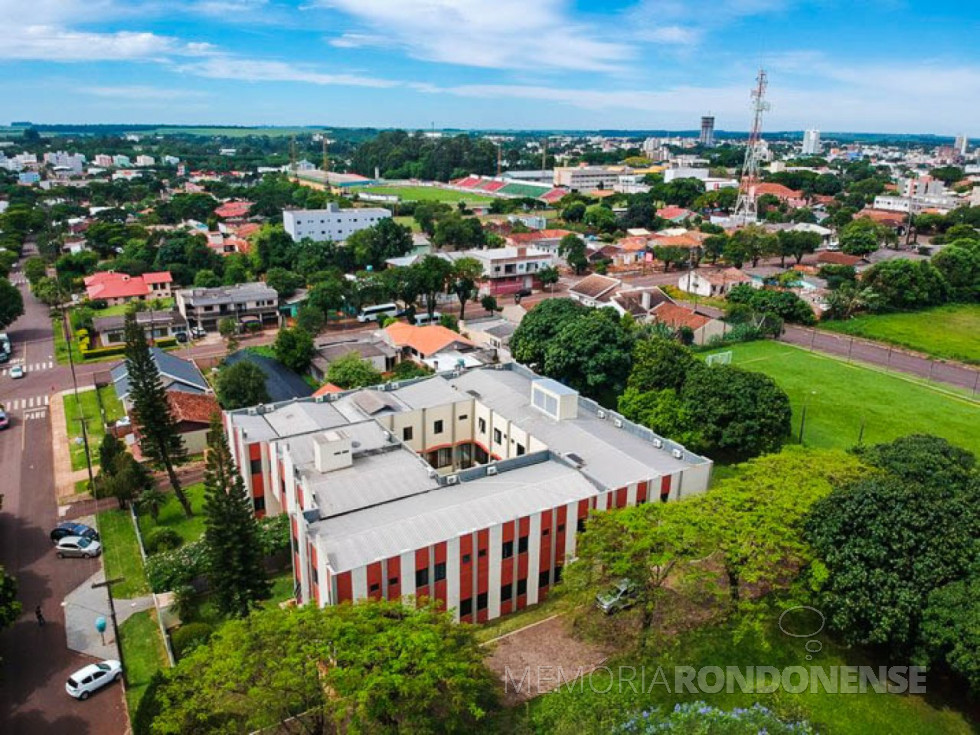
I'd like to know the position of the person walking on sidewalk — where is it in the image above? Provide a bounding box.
[35,605,45,627]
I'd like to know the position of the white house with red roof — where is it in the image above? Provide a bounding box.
[84,271,173,305]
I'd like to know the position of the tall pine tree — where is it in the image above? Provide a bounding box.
[203,415,270,617]
[123,312,192,517]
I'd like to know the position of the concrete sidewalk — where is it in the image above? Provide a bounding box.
[51,387,97,502]
[63,566,153,662]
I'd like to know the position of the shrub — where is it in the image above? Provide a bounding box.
[170,622,214,660]
[146,538,208,592]
[80,344,127,359]
[89,298,109,310]
[143,527,183,555]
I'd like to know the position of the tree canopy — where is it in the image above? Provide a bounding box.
[148,601,496,734]
[216,360,270,410]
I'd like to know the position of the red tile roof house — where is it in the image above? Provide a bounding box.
[650,301,727,346]
[84,271,173,306]
[382,323,477,364]
[214,200,253,221]
[752,182,807,208]
[657,205,695,223]
[166,391,221,455]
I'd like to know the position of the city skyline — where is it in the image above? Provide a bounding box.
[0,0,978,135]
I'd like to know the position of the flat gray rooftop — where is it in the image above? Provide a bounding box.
[313,459,596,573]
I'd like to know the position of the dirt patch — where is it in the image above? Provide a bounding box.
[484,615,615,705]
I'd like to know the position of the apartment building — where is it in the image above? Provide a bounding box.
[175,281,279,332]
[282,203,392,242]
[224,365,713,622]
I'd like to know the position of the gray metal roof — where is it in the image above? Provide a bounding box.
[313,460,596,573]
[177,281,277,307]
[111,347,208,401]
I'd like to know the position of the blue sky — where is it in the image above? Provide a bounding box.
[0,0,977,135]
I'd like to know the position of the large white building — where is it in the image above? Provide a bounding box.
[954,135,969,157]
[224,365,713,621]
[802,130,821,156]
[283,203,392,242]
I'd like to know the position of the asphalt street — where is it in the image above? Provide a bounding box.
[0,256,128,733]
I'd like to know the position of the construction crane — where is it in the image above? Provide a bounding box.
[732,69,770,225]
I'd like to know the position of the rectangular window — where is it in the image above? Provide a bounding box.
[500,584,513,602]
[478,548,487,558]
[369,583,380,593]
[253,496,266,512]
[462,554,471,565]
[402,426,413,442]
[518,536,528,554]
[557,523,565,533]
[538,570,550,588]
[542,528,550,537]
[502,540,514,559]
[249,458,262,474]
[459,598,472,616]
[477,592,488,610]
[517,579,527,596]
[554,566,563,583]
[434,562,446,582]
[433,419,444,434]
[516,443,526,456]
[458,414,468,420]
[388,576,399,587]
[415,568,429,588]
[577,518,586,534]
[478,417,487,434]
[493,428,503,444]
[311,566,318,584]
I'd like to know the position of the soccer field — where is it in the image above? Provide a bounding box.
[356,185,495,203]
[703,341,980,455]
[820,304,980,365]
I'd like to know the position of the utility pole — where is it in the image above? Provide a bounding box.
[60,287,95,491]
[289,135,297,175]
[496,142,502,177]
[542,138,547,170]
[322,137,329,174]
[91,577,126,682]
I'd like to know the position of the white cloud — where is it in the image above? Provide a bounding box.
[179,56,398,87]
[190,0,269,15]
[328,32,386,49]
[85,85,206,99]
[0,25,213,61]
[317,0,634,72]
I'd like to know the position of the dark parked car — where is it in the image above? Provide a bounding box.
[0,408,8,430]
[50,522,99,544]
[174,331,188,343]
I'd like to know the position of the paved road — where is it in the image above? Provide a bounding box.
[0,261,127,733]
[781,325,980,394]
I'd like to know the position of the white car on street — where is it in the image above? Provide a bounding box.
[66,659,122,699]
[55,536,102,558]
[9,364,24,379]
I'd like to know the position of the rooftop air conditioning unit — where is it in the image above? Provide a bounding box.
[447,474,459,485]
[614,418,623,428]
[596,409,606,419]
[247,407,257,416]
[652,438,663,448]
[382,431,392,442]
[672,449,683,459]
[486,465,498,476]
[389,382,399,390]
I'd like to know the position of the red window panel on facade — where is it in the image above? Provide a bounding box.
[336,571,353,603]
[386,556,401,600]
[459,536,473,602]
[433,542,447,605]
[538,511,552,572]
[415,548,430,599]
[637,481,648,504]
[366,562,383,600]
[615,487,628,508]
[660,475,671,500]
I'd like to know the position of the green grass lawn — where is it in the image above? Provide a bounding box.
[518,618,973,734]
[393,215,422,233]
[702,341,980,456]
[821,304,980,364]
[97,507,150,598]
[98,384,126,423]
[356,185,495,204]
[63,390,105,471]
[118,610,168,715]
[138,483,206,544]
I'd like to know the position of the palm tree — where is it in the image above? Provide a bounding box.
[138,485,168,523]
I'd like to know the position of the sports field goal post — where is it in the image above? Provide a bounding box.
[706,351,733,366]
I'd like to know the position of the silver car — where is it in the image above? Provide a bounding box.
[55,535,102,559]
[595,578,637,614]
